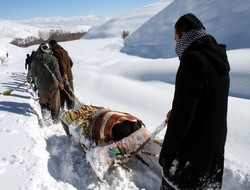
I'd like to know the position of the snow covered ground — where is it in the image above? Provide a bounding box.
[0,0,250,189]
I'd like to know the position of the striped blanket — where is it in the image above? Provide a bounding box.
[61,105,144,145]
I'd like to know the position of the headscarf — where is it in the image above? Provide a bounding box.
[175,29,207,58]
[39,43,52,54]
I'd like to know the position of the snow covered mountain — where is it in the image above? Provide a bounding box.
[19,15,110,33]
[83,0,173,39]
[0,15,110,41]
[121,0,250,58]
[0,19,42,40]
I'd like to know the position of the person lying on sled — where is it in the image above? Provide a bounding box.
[60,104,146,146]
[61,105,157,180]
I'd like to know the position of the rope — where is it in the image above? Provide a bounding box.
[43,63,81,109]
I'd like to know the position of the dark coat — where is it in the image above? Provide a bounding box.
[159,35,230,189]
[30,49,63,91]
[51,44,73,81]
[25,56,32,70]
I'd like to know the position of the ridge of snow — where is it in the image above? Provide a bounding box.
[121,0,250,58]
[83,1,173,39]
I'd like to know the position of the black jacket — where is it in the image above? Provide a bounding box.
[159,35,230,189]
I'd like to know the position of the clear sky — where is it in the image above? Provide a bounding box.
[0,0,159,20]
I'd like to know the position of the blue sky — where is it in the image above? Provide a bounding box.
[0,0,159,20]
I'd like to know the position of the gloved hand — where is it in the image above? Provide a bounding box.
[58,83,64,90]
[166,110,172,123]
[26,71,32,83]
[27,77,32,84]
[63,74,68,82]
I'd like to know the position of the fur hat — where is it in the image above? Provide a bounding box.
[39,43,52,54]
[48,39,57,45]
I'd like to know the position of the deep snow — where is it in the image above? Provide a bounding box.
[0,0,250,189]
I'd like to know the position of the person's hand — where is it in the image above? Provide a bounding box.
[27,78,32,84]
[58,83,64,90]
[165,110,172,123]
[63,74,68,82]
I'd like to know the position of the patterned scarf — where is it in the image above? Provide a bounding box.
[175,29,207,58]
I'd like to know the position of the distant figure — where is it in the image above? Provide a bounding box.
[29,43,64,124]
[26,51,37,91]
[49,40,75,111]
[159,13,230,190]
[25,51,35,71]
[25,54,32,71]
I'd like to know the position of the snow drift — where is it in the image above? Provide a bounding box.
[121,0,250,58]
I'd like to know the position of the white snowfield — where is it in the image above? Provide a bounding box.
[0,0,250,189]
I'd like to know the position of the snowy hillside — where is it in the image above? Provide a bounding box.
[0,0,250,189]
[83,0,173,39]
[19,15,110,33]
[121,0,250,58]
[0,15,110,42]
[0,19,42,40]
[1,39,250,190]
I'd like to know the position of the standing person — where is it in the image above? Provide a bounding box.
[25,51,36,71]
[159,13,230,189]
[29,43,64,124]
[26,51,37,91]
[25,53,32,71]
[48,40,75,111]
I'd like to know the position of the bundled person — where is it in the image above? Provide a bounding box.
[60,104,144,146]
[49,40,75,111]
[29,43,64,124]
[159,13,230,190]
[26,51,37,91]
